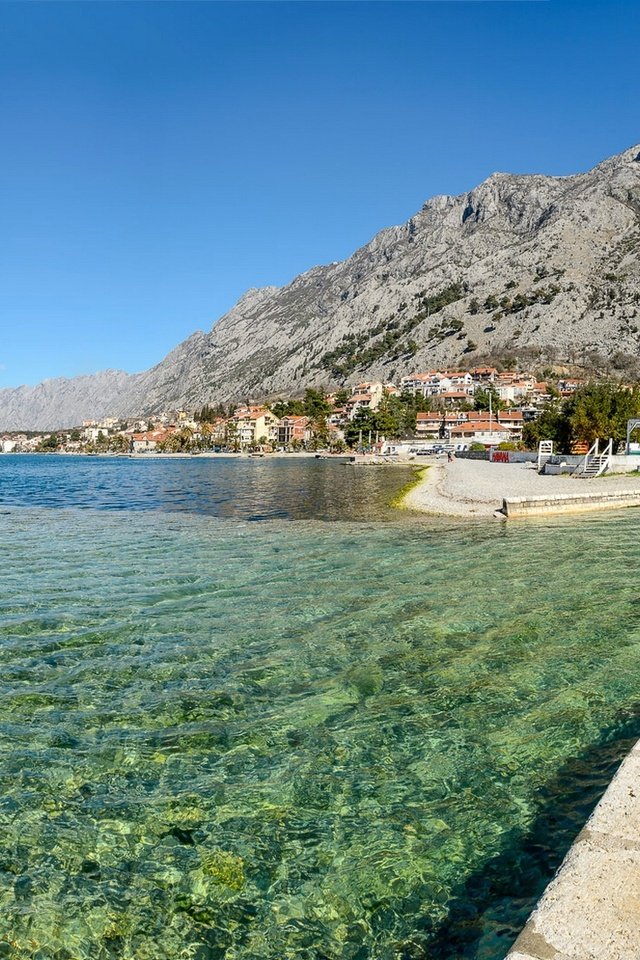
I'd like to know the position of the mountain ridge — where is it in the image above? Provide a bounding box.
[2,143,640,430]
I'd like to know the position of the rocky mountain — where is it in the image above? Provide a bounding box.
[0,370,139,432]
[2,144,640,429]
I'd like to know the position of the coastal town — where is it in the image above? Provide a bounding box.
[0,365,597,455]
[4,2,640,957]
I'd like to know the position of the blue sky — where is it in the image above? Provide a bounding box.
[1,0,638,388]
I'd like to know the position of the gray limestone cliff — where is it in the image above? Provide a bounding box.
[2,144,640,429]
[0,370,140,432]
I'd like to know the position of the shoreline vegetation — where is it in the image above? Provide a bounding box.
[388,465,429,510]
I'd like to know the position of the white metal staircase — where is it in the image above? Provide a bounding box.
[572,439,613,478]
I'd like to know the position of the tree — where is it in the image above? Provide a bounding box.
[521,382,640,454]
[474,386,504,412]
[225,421,240,452]
[344,409,377,448]
[375,394,416,439]
[159,427,194,453]
[198,405,216,423]
[198,422,214,449]
[371,403,396,439]
[568,382,640,447]
[302,388,331,419]
[158,433,180,453]
[109,434,129,453]
[309,415,330,450]
[522,402,571,452]
[38,433,59,451]
[270,398,305,418]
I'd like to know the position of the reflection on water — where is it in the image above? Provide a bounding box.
[0,455,411,521]
[2,501,640,958]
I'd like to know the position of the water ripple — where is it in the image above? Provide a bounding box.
[1,471,640,957]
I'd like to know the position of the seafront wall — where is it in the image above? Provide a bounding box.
[508,739,640,960]
[502,489,640,517]
[456,451,538,464]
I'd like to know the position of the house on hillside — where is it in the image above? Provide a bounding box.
[496,409,524,440]
[558,378,584,397]
[414,412,465,440]
[439,390,472,406]
[345,382,384,420]
[470,367,498,383]
[449,420,512,447]
[233,408,279,448]
[278,415,311,447]
[401,370,474,399]
[131,429,174,452]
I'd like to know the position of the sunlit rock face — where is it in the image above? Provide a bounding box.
[0,369,138,431]
[2,144,640,429]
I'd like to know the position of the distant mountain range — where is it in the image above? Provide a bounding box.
[2,143,639,430]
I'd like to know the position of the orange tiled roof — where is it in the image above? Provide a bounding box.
[416,413,461,423]
[498,411,524,421]
[450,421,510,434]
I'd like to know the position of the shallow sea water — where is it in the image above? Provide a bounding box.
[2,456,640,959]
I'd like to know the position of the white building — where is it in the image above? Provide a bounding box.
[401,371,474,398]
[449,420,512,446]
[345,381,385,419]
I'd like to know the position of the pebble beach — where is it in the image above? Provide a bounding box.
[403,457,640,517]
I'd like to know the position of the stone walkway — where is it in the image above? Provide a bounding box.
[509,741,640,960]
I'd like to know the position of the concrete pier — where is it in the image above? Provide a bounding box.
[508,740,640,960]
[502,490,640,518]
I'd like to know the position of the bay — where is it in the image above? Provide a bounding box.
[1,455,639,959]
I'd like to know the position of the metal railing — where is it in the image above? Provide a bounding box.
[572,438,613,478]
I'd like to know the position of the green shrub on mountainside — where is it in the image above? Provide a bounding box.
[318,282,465,377]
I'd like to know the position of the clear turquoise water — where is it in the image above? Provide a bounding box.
[1,457,640,959]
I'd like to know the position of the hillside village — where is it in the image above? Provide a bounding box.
[0,366,590,455]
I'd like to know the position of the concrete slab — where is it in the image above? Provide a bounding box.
[507,741,640,959]
[503,491,640,517]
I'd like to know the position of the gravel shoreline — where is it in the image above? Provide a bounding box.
[403,458,640,517]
